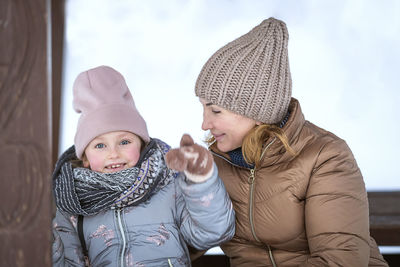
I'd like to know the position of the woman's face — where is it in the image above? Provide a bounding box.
[200,98,259,152]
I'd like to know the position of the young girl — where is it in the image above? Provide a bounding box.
[52,65,235,267]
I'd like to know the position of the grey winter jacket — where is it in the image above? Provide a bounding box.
[52,140,235,267]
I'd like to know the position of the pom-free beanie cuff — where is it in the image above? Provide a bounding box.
[72,66,149,159]
[74,104,149,159]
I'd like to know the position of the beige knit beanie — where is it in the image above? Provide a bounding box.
[195,17,292,124]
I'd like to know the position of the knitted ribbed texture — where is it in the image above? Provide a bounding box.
[227,148,254,169]
[195,17,292,124]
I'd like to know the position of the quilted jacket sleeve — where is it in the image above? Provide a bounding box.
[175,162,235,250]
[303,138,371,266]
[52,210,86,267]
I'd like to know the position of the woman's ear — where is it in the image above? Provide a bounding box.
[256,121,263,126]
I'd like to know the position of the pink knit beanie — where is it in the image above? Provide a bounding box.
[73,65,150,159]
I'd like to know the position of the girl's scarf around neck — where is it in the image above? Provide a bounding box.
[53,139,174,216]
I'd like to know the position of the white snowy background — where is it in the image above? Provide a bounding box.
[60,0,400,191]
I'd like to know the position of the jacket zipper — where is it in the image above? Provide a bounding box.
[248,168,258,241]
[248,139,277,267]
[210,139,277,266]
[116,208,173,267]
[116,208,127,267]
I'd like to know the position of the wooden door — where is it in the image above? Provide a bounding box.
[0,0,64,265]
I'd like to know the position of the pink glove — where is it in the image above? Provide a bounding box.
[165,134,214,183]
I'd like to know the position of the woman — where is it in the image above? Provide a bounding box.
[194,17,388,266]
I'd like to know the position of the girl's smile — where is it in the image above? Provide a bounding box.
[83,131,142,173]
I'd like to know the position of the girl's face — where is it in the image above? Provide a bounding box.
[83,131,142,173]
[200,98,259,152]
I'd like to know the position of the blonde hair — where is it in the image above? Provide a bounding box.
[70,155,85,168]
[205,124,296,168]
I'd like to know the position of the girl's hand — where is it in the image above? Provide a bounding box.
[165,134,214,183]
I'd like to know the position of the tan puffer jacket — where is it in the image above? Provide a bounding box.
[212,98,388,267]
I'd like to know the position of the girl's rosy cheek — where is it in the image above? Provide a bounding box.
[127,147,141,166]
[86,154,104,172]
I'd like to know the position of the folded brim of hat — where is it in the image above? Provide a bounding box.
[74,104,150,159]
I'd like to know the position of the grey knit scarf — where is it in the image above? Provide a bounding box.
[53,139,174,216]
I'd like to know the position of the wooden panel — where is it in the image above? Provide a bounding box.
[368,191,400,246]
[0,0,53,266]
[51,0,65,166]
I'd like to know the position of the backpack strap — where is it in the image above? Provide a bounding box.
[77,215,90,267]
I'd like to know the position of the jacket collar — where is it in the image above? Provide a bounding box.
[257,97,305,166]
